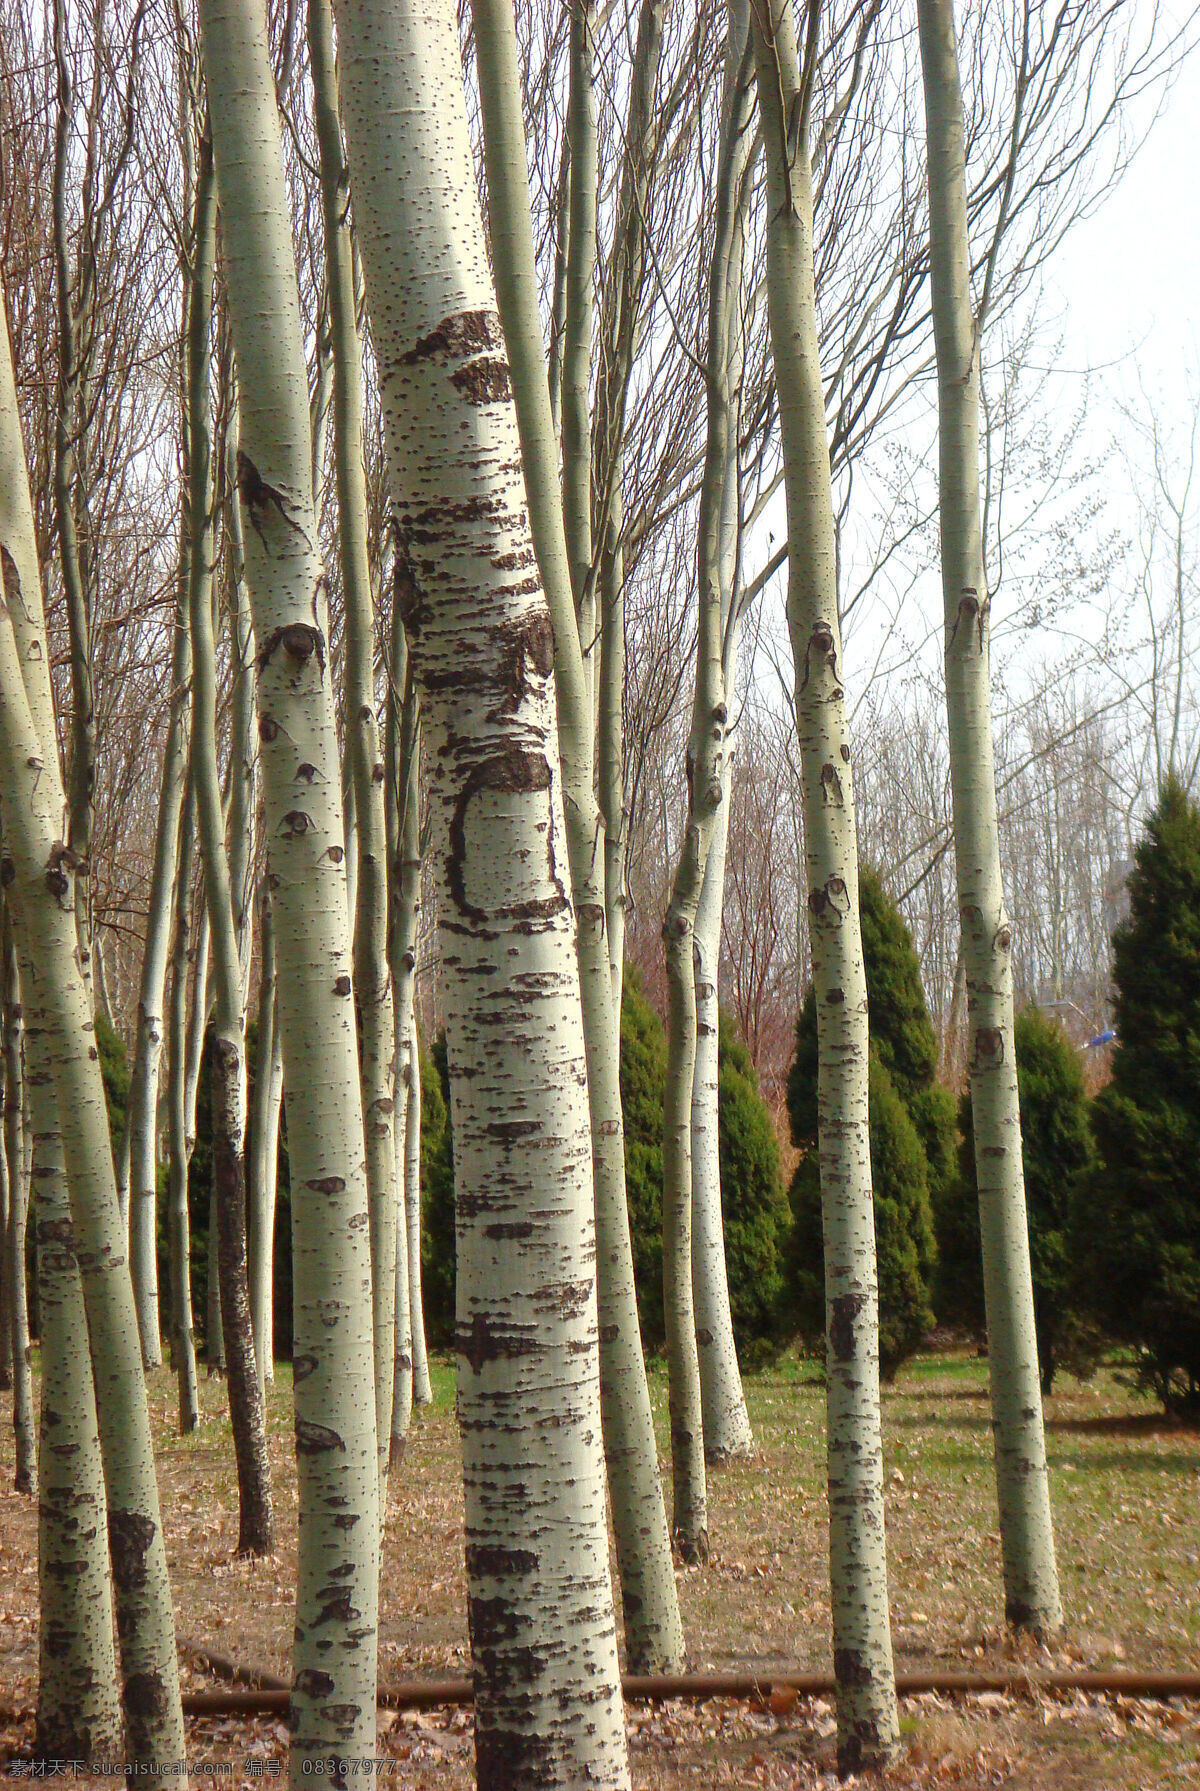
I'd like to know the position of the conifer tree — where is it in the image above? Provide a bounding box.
[787,1053,937,1380]
[1083,778,1200,1414]
[785,872,946,1378]
[940,1004,1098,1392]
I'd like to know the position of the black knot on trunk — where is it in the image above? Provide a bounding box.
[107,1508,158,1590]
[294,1418,345,1455]
[808,875,849,922]
[828,1291,866,1362]
[1,542,19,607]
[281,623,318,660]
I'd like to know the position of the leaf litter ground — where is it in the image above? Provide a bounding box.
[0,1352,1197,1787]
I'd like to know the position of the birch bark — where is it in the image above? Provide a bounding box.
[196,0,380,1762]
[385,630,419,1444]
[593,0,664,1011]
[659,16,758,1561]
[1,278,186,1774]
[3,926,35,1496]
[308,0,399,1509]
[917,0,1062,1637]
[748,0,900,1766]
[691,783,754,1463]
[688,21,755,1472]
[562,0,598,710]
[470,0,682,1670]
[50,0,101,1032]
[184,142,274,1556]
[332,0,631,1777]
[249,882,281,1393]
[124,134,207,1374]
[402,1016,431,1409]
[31,1089,122,1762]
[166,777,201,1434]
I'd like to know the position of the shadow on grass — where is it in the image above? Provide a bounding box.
[1045,1410,1200,1438]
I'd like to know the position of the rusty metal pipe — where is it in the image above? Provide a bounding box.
[9,1662,1195,1729]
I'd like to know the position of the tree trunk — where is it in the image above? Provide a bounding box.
[385,636,421,1435]
[691,786,754,1464]
[197,0,380,1764]
[165,790,201,1435]
[249,882,281,1393]
[50,0,100,1033]
[0,1084,10,1394]
[748,0,900,1768]
[3,925,35,1495]
[124,128,208,1377]
[31,1084,122,1763]
[562,0,598,713]
[184,131,274,1558]
[332,0,631,1779]
[0,294,187,1770]
[205,1184,224,1372]
[470,0,683,1673]
[688,23,755,1473]
[124,556,191,1351]
[223,430,258,995]
[308,0,399,1514]
[659,12,757,1565]
[917,0,1062,1638]
[389,1097,413,1461]
[403,1018,432,1409]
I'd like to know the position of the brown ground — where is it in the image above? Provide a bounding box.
[1,1351,1198,1788]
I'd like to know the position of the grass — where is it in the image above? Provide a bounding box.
[1,1350,1198,1787]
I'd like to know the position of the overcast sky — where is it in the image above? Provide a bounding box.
[1048,26,1200,402]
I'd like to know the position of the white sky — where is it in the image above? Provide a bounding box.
[1047,33,1200,401]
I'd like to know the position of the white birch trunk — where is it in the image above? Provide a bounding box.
[471,0,682,1671]
[185,155,274,1555]
[185,904,211,1146]
[389,1101,413,1459]
[165,791,201,1435]
[224,431,258,993]
[562,0,598,713]
[917,0,1062,1637]
[332,0,630,1777]
[31,1086,122,1762]
[403,1019,432,1408]
[249,882,281,1393]
[3,929,35,1495]
[1,283,186,1773]
[597,502,627,1007]
[688,24,754,1473]
[749,0,900,1766]
[126,137,210,1372]
[386,633,420,1444]
[659,14,758,1564]
[308,0,399,1510]
[690,782,754,1464]
[196,0,380,1764]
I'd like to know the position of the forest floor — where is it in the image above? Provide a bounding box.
[0,1350,1198,1788]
